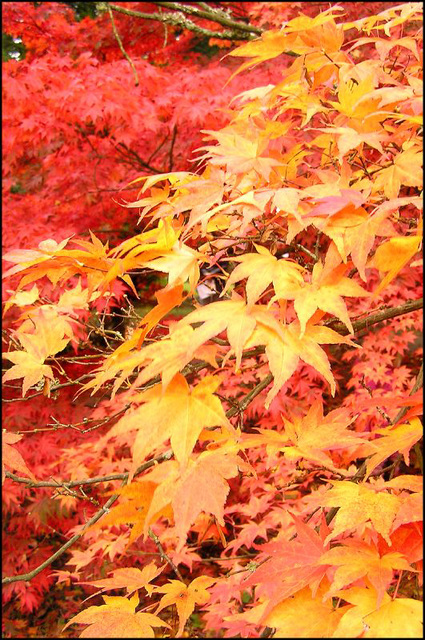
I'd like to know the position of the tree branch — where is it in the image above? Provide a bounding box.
[107,4,139,86]
[104,2,259,40]
[328,297,423,336]
[1,451,172,585]
[226,374,273,418]
[154,1,262,35]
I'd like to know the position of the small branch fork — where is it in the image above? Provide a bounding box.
[106,4,139,86]
[99,1,261,41]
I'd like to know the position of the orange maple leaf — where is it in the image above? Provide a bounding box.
[369,229,422,295]
[143,450,242,550]
[90,481,170,547]
[153,576,216,637]
[318,538,415,607]
[2,430,36,483]
[277,399,370,472]
[62,592,169,638]
[364,418,423,480]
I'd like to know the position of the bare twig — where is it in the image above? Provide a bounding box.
[148,528,184,581]
[106,4,139,86]
[168,124,178,171]
[392,362,423,425]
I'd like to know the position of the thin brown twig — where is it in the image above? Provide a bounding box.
[148,528,184,581]
[106,4,139,86]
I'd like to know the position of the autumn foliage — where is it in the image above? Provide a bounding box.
[2,2,423,638]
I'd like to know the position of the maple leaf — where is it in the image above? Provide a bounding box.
[364,418,423,480]
[80,562,163,598]
[153,576,216,637]
[110,217,179,260]
[318,539,415,607]
[2,309,70,396]
[272,399,370,473]
[62,592,169,638]
[140,241,204,292]
[82,324,198,398]
[243,516,329,618]
[228,30,298,79]
[135,283,184,347]
[264,580,348,638]
[143,450,242,550]
[320,480,402,545]
[332,586,423,638]
[106,373,233,475]
[66,547,98,573]
[2,236,71,280]
[221,243,305,307]
[2,430,36,483]
[245,316,356,408]
[228,8,343,79]
[178,296,258,371]
[287,250,369,337]
[369,231,422,295]
[372,147,423,199]
[90,481,169,547]
[3,284,39,316]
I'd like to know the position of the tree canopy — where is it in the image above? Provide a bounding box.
[2,2,423,638]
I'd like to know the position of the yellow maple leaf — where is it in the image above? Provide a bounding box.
[221,244,305,307]
[370,230,422,295]
[106,373,233,474]
[264,580,347,638]
[80,562,164,598]
[288,252,369,337]
[140,241,204,293]
[320,480,401,545]
[373,147,423,199]
[332,586,423,638]
[3,309,70,396]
